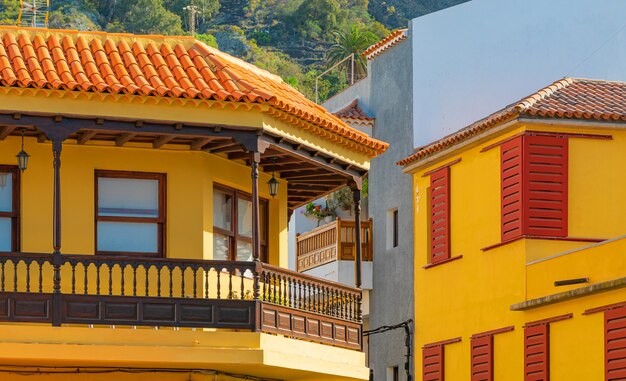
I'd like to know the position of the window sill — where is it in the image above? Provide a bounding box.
[423,255,463,269]
[481,236,606,252]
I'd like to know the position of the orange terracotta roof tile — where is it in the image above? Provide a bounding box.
[362,29,408,60]
[0,26,388,157]
[398,78,626,166]
[334,99,374,121]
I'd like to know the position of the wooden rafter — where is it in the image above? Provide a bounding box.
[77,130,98,145]
[0,126,16,140]
[115,133,137,147]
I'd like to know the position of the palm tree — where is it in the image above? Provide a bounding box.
[326,27,377,82]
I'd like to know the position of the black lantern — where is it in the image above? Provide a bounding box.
[267,158,279,198]
[16,128,29,172]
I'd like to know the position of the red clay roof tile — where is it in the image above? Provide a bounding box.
[0,27,387,157]
[398,78,626,166]
[334,99,374,121]
[362,29,408,60]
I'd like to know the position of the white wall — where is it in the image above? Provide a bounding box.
[412,0,626,147]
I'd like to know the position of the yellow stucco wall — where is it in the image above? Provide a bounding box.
[0,92,372,380]
[0,136,288,265]
[411,122,626,380]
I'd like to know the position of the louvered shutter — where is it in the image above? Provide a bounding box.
[606,307,626,380]
[524,324,549,381]
[500,134,568,240]
[501,137,524,241]
[523,135,568,237]
[430,167,450,263]
[471,335,493,381]
[423,345,444,381]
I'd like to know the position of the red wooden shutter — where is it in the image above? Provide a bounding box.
[471,335,493,381]
[430,167,450,263]
[500,134,568,240]
[606,307,626,381]
[423,345,444,381]
[501,137,524,241]
[523,135,568,237]
[524,324,549,381]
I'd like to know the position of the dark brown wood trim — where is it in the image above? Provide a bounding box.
[470,326,515,339]
[421,158,462,177]
[481,236,606,252]
[214,183,268,262]
[423,254,463,269]
[583,301,626,316]
[94,170,166,258]
[480,130,613,152]
[0,166,19,252]
[422,337,462,349]
[523,313,572,328]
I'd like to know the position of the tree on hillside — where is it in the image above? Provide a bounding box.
[292,0,343,40]
[0,0,20,25]
[326,26,378,80]
[107,0,183,35]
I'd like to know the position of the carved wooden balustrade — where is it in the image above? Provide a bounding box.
[296,218,373,272]
[0,252,362,350]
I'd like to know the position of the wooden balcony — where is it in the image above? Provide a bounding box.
[0,252,362,350]
[297,218,373,272]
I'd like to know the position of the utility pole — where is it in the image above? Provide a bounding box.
[183,0,197,35]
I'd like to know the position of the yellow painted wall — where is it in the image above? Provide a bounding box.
[0,325,368,381]
[411,122,626,380]
[0,136,288,265]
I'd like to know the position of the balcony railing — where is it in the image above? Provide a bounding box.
[296,218,373,272]
[0,252,362,350]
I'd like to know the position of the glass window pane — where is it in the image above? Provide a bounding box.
[97,222,158,253]
[213,233,229,260]
[236,240,253,262]
[237,197,252,237]
[98,177,159,218]
[213,189,232,231]
[0,218,11,252]
[0,173,13,213]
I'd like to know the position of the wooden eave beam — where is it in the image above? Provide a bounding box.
[0,125,16,140]
[153,134,176,148]
[190,137,214,150]
[273,164,318,172]
[203,140,236,152]
[288,184,332,191]
[260,135,365,179]
[0,113,259,148]
[280,171,347,180]
[211,144,244,154]
[77,130,98,145]
[116,133,137,147]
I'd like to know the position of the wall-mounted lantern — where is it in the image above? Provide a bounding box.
[16,128,29,173]
[267,158,279,198]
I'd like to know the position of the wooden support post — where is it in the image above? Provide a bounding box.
[52,139,62,327]
[251,151,261,300]
[350,178,363,322]
[352,186,362,289]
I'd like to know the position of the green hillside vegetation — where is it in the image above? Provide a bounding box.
[0,0,465,101]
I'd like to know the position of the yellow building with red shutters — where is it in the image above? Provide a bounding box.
[0,26,388,380]
[400,78,626,381]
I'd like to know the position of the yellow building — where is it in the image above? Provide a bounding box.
[0,26,388,381]
[399,78,626,381]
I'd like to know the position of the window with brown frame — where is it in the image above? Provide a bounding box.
[213,184,268,262]
[95,170,166,257]
[0,166,19,253]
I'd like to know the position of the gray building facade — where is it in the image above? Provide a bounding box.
[323,28,415,381]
